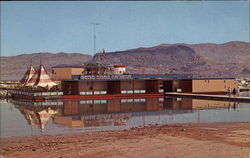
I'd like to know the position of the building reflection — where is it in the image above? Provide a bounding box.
[164,97,237,110]
[12,97,239,134]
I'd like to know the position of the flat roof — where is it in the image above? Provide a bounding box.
[52,64,109,69]
[52,65,85,68]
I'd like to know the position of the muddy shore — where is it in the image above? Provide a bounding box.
[1,122,250,158]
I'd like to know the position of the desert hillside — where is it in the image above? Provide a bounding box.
[1,41,249,80]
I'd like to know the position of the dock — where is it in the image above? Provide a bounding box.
[165,92,250,102]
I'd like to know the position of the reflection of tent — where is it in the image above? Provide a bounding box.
[19,107,58,134]
[19,64,36,85]
[36,109,57,131]
[25,64,57,89]
[20,109,39,125]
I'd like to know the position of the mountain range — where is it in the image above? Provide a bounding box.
[1,41,249,80]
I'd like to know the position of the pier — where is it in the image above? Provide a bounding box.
[165,92,250,102]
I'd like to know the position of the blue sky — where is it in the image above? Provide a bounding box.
[1,1,249,56]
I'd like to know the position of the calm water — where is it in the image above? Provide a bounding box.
[1,93,250,138]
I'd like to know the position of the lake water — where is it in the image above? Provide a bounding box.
[1,93,250,138]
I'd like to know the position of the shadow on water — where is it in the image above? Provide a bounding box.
[0,95,250,137]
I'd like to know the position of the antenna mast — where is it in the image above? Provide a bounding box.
[91,23,100,74]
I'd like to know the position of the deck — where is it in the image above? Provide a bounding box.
[165,92,250,102]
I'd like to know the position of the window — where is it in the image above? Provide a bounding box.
[100,91,107,94]
[94,91,100,95]
[80,91,86,95]
[86,91,93,95]
[121,90,127,94]
[159,89,164,93]
[134,90,140,93]
[159,98,164,102]
[140,90,146,93]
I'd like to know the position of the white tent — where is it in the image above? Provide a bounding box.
[25,64,57,89]
[35,65,57,89]
[19,64,36,85]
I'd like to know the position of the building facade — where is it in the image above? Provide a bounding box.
[52,64,111,80]
[164,78,237,93]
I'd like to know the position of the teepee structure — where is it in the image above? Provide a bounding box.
[25,64,57,89]
[25,69,39,87]
[19,64,36,85]
[35,65,57,88]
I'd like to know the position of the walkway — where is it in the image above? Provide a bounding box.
[165,92,250,102]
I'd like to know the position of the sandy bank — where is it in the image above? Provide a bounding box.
[1,122,250,158]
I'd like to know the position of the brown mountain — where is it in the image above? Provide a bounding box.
[0,52,92,80]
[89,44,206,74]
[1,41,249,80]
[91,41,250,76]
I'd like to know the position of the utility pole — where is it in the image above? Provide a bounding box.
[91,23,100,74]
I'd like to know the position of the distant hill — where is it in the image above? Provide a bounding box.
[1,41,249,80]
[0,52,92,80]
[241,68,250,74]
[239,68,250,77]
[89,44,206,74]
[90,41,250,76]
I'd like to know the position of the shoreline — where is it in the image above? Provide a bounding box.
[1,122,250,158]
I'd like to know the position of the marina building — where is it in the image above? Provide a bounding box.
[13,64,238,100]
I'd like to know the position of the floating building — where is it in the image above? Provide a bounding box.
[13,63,238,101]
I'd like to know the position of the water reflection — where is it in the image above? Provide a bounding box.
[1,97,249,137]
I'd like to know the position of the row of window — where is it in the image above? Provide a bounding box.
[121,90,146,94]
[121,98,146,103]
[80,100,107,104]
[80,89,163,95]
[79,91,107,95]
[79,98,165,104]
[205,80,227,83]
[80,75,132,80]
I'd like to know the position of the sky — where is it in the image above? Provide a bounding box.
[1,1,249,56]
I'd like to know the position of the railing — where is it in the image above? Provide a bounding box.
[76,75,132,80]
[11,90,63,97]
[11,99,63,106]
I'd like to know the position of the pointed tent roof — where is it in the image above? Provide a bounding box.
[26,64,57,89]
[19,64,36,85]
[35,65,57,88]
[25,69,39,87]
